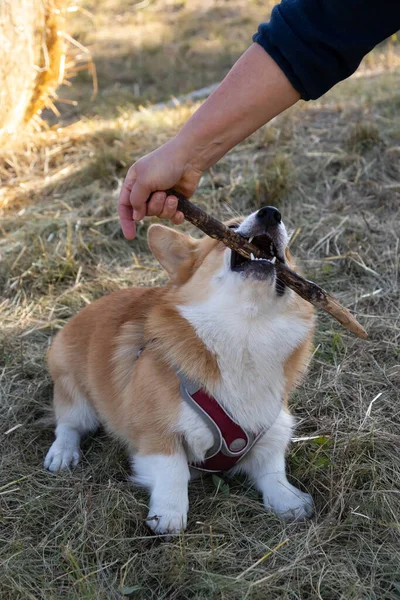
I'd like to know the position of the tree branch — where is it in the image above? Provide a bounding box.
[168,190,368,339]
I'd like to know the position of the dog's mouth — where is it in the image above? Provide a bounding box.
[230,233,284,271]
[229,233,286,295]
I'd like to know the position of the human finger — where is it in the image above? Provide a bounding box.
[130,179,151,221]
[158,195,178,220]
[171,211,185,225]
[118,201,137,240]
[147,191,167,216]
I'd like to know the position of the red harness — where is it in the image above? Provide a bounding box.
[137,349,264,472]
[178,373,264,472]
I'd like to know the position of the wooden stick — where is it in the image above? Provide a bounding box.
[166,190,368,339]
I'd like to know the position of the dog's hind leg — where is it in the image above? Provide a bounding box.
[44,375,99,472]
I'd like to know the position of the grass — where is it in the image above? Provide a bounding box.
[1,1,400,598]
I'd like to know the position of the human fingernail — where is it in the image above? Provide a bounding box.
[133,210,140,221]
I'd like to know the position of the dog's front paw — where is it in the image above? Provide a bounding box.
[44,441,80,472]
[263,481,314,522]
[146,507,187,536]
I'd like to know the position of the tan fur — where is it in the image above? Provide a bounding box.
[279,250,315,407]
[48,222,314,458]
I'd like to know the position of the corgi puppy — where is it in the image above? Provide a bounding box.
[44,206,315,534]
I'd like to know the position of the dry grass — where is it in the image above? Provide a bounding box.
[1,2,400,598]
[0,0,68,135]
[0,0,98,138]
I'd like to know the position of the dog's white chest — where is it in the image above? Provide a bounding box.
[177,293,311,462]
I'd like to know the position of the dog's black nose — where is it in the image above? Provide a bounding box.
[256,206,282,228]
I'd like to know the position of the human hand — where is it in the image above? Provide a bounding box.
[118,137,203,239]
[118,44,300,239]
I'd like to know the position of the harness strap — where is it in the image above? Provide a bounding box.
[136,347,265,473]
[178,372,264,473]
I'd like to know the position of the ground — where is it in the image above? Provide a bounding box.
[1,1,400,598]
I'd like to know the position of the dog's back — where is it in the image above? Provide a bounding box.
[48,287,161,401]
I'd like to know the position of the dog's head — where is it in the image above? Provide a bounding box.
[148,206,296,310]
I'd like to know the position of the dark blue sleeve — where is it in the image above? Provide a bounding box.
[253,0,400,100]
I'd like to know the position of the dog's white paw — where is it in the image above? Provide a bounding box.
[146,507,187,535]
[44,440,80,472]
[263,481,314,521]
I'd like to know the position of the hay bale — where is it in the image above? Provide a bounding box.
[0,0,67,136]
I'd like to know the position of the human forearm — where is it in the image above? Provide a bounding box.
[177,43,300,171]
[118,44,300,239]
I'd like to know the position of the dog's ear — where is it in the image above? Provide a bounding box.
[148,224,195,279]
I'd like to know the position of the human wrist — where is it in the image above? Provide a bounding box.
[173,127,227,173]
[173,44,301,173]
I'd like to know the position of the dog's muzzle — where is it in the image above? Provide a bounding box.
[229,206,287,291]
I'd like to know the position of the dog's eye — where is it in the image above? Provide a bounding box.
[228,223,239,230]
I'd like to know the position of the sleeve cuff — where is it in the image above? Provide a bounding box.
[253,31,310,100]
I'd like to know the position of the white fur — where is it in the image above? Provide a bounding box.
[234,409,314,520]
[132,453,190,535]
[44,376,99,472]
[175,225,314,519]
[174,401,214,464]
[44,424,81,472]
[177,264,312,449]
